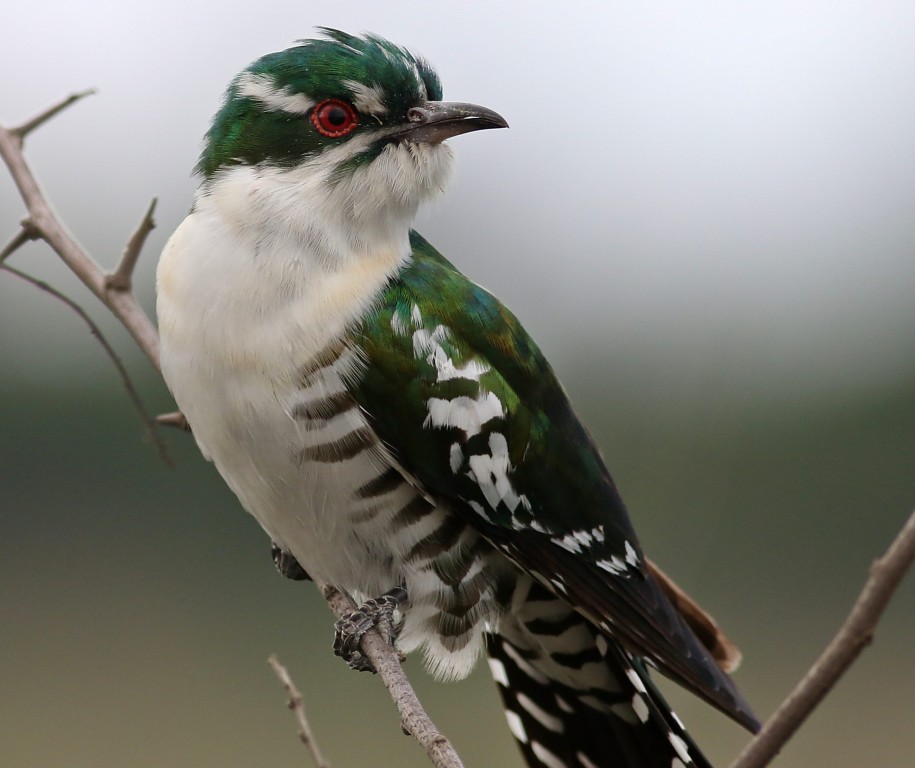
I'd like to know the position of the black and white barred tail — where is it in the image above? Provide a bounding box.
[488,581,712,768]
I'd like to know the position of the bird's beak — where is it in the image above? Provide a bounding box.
[391,101,509,144]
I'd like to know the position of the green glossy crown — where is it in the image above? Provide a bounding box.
[197,29,443,179]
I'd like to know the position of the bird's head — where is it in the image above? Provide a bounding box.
[196,29,507,247]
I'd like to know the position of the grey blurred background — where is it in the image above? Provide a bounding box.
[2,2,913,766]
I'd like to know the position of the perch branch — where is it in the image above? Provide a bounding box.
[319,583,465,768]
[729,508,915,768]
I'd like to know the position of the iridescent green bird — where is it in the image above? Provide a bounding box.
[157,28,758,768]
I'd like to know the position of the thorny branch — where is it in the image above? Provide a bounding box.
[107,197,158,291]
[1,92,464,768]
[3,92,914,768]
[0,90,161,367]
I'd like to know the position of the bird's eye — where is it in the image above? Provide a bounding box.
[311,99,359,138]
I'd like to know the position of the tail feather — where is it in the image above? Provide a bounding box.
[487,580,714,768]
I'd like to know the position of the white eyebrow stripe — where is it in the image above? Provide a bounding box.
[236,72,315,114]
[343,80,388,116]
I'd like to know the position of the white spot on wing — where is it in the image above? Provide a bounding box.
[595,556,627,575]
[412,324,449,358]
[428,345,490,382]
[625,540,639,567]
[554,525,605,555]
[391,310,408,336]
[577,752,600,768]
[467,432,530,511]
[425,392,503,436]
[449,442,464,474]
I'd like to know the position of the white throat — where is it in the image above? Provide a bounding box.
[200,137,454,269]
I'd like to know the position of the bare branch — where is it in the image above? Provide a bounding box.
[729,508,915,768]
[0,113,161,369]
[107,197,158,291]
[0,222,39,263]
[1,263,172,467]
[268,655,332,768]
[12,89,96,139]
[319,583,465,768]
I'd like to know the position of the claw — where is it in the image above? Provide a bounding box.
[271,543,311,581]
[333,586,407,672]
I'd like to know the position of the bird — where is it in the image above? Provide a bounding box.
[157,28,759,768]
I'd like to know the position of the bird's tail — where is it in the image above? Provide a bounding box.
[487,579,714,768]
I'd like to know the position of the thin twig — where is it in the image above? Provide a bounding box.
[319,583,465,768]
[0,223,38,263]
[268,655,332,768]
[729,508,915,768]
[107,197,157,291]
[1,263,172,468]
[12,88,96,139]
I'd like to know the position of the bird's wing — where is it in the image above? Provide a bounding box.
[350,231,758,731]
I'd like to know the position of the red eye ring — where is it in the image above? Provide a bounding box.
[311,99,358,138]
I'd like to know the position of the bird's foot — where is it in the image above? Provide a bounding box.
[333,585,407,672]
[271,543,311,581]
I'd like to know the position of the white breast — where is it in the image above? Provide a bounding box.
[156,168,414,591]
